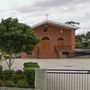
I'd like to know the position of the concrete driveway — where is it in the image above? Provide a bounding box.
[0,59,90,70]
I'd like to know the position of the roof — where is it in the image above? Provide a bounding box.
[31,20,78,30]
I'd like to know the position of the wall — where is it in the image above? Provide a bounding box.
[31,23,75,58]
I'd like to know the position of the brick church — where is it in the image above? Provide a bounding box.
[21,20,77,59]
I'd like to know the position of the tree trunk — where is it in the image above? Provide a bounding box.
[5,54,14,70]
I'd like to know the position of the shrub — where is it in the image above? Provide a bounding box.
[0,65,3,80]
[3,69,15,80]
[5,80,16,87]
[0,71,3,80]
[23,62,39,88]
[24,62,39,68]
[13,74,26,83]
[13,70,26,83]
[24,68,35,88]
[17,80,28,88]
[0,65,3,71]
[0,80,4,87]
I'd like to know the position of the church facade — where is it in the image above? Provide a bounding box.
[21,20,77,58]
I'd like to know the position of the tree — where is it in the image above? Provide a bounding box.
[65,21,80,26]
[0,17,39,70]
[86,32,90,39]
[75,34,88,48]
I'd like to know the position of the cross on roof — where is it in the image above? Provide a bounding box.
[45,14,49,20]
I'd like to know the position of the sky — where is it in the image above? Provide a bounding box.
[0,0,90,35]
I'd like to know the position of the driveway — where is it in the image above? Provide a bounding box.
[0,59,90,70]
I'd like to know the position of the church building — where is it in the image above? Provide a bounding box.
[21,20,77,59]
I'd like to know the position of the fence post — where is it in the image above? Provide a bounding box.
[35,69,47,90]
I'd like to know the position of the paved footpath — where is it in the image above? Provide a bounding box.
[0,59,90,70]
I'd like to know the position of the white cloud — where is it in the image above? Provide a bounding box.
[0,0,90,35]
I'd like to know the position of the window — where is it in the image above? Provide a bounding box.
[42,37,49,40]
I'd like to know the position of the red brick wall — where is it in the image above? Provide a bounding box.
[21,23,75,58]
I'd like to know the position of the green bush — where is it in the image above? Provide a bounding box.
[23,62,39,88]
[17,80,28,88]
[5,80,16,87]
[0,65,3,71]
[24,68,35,88]
[0,65,3,80]
[0,71,3,80]
[0,80,4,87]
[3,69,15,80]
[24,62,39,68]
[13,70,26,83]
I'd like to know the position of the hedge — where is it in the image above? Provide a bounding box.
[0,62,40,88]
[3,69,15,81]
[23,62,40,88]
[0,65,3,80]
[24,68,35,88]
[24,62,39,68]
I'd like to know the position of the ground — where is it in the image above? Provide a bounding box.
[0,58,90,90]
[0,58,90,70]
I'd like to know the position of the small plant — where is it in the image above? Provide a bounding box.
[5,80,16,87]
[17,80,28,88]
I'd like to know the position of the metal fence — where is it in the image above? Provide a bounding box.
[47,69,90,90]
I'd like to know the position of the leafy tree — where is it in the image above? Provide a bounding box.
[75,34,84,48]
[86,32,90,39]
[65,21,80,26]
[75,34,88,48]
[0,17,39,70]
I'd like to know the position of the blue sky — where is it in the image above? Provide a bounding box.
[0,0,90,35]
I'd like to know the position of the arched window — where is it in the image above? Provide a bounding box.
[41,37,50,51]
[57,38,64,41]
[42,37,49,40]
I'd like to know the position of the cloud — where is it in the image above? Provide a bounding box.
[34,0,70,7]
[0,0,90,34]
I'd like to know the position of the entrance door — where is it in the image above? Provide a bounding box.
[41,37,50,51]
[57,38,64,50]
[39,37,50,58]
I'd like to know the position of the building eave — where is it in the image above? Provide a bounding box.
[31,20,78,30]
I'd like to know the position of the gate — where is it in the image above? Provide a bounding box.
[47,69,90,90]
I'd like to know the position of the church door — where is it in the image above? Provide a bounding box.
[57,38,64,50]
[41,37,50,51]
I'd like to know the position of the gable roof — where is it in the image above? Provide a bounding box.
[31,20,78,30]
